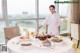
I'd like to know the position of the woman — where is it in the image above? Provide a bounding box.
[38,5,61,36]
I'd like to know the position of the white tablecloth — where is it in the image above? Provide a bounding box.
[7,37,74,53]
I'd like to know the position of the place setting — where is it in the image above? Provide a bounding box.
[12,31,68,50]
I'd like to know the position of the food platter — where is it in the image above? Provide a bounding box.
[17,33,64,49]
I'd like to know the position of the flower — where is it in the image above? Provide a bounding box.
[72,43,76,48]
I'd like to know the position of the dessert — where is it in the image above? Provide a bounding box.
[51,37,62,42]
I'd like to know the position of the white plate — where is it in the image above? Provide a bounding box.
[51,41,63,46]
[18,41,34,50]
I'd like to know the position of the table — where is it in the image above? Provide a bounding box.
[7,36,74,53]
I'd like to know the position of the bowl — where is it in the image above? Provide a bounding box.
[36,35,47,41]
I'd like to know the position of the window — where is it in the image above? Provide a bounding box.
[39,0,55,18]
[0,22,5,44]
[7,0,36,19]
[7,20,37,35]
[60,18,68,33]
[0,0,5,44]
[59,3,69,17]
[39,20,46,34]
[59,0,69,33]
[0,0,2,18]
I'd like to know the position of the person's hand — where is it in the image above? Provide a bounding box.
[38,26,42,29]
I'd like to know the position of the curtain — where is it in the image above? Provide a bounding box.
[67,0,80,33]
[70,0,80,23]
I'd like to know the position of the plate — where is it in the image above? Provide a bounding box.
[18,41,34,49]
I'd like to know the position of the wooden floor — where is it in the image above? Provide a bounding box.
[73,40,80,53]
[75,48,80,53]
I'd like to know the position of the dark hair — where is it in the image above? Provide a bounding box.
[49,5,55,9]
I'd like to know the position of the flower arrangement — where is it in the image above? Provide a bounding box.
[72,43,76,48]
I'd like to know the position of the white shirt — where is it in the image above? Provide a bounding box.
[43,12,61,36]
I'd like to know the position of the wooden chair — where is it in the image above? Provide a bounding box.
[4,27,20,44]
[1,27,20,52]
[71,23,80,48]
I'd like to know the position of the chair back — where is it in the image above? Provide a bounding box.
[4,27,20,43]
[71,23,80,40]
